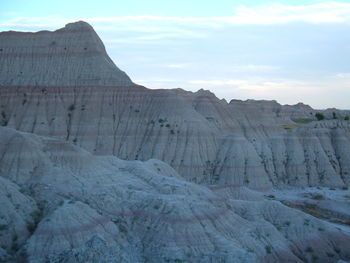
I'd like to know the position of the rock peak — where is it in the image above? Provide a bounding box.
[63,21,94,31]
[0,21,133,87]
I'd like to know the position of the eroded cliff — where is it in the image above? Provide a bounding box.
[0,21,349,189]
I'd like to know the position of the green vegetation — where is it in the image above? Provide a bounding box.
[265,245,272,254]
[311,193,325,200]
[332,112,337,119]
[305,246,314,253]
[68,104,75,111]
[291,118,313,124]
[0,224,8,231]
[345,116,349,120]
[1,110,8,126]
[283,118,314,131]
[284,221,291,226]
[315,112,325,121]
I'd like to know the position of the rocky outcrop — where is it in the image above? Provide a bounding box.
[47,235,128,263]
[0,126,349,262]
[0,21,132,87]
[0,21,349,190]
[0,177,38,261]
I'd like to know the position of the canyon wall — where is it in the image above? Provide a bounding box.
[1,21,349,188]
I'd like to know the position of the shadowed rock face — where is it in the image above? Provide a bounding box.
[0,126,349,262]
[0,22,350,190]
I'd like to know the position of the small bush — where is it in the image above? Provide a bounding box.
[332,112,337,119]
[118,224,128,233]
[315,113,325,121]
[334,247,341,254]
[292,118,313,124]
[342,186,349,190]
[265,245,272,254]
[345,116,349,120]
[312,254,319,261]
[68,104,75,111]
[311,193,325,200]
[305,246,314,253]
[0,224,8,231]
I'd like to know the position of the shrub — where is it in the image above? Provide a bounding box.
[265,245,272,254]
[68,104,75,111]
[332,112,337,119]
[311,193,325,200]
[315,113,324,121]
[305,246,314,253]
[0,224,8,231]
[292,118,313,124]
[345,116,349,120]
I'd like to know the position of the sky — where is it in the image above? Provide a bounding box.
[1,0,350,109]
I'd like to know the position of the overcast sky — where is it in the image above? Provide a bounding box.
[1,0,350,109]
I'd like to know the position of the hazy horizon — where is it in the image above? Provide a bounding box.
[1,0,350,109]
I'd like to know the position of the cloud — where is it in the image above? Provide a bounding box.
[1,2,349,109]
[2,2,350,32]
[181,75,350,109]
[166,64,190,69]
[230,2,350,24]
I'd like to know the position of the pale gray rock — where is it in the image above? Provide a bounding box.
[0,176,38,259]
[46,235,126,263]
[0,126,349,262]
[1,21,350,262]
[0,21,133,87]
[26,202,137,263]
[0,22,350,189]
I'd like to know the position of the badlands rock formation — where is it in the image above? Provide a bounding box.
[0,21,132,87]
[0,126,349,262]
[1,21,350,189]
[0,21,350,262]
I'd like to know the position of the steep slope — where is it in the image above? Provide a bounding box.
[0,126,349,262]
[0,21,350,189]
[0,21,132,87]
